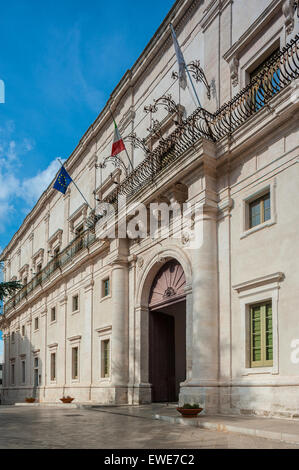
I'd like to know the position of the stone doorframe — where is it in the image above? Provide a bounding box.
[131,246,192,405]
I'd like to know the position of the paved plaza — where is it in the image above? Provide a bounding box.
[0,406,299,449]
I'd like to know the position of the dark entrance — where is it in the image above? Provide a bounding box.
[148,260,186,403]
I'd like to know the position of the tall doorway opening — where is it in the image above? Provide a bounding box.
[149,260,186,403]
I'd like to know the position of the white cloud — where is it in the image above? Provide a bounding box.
[21,159,61,205]
[0,121,61,228]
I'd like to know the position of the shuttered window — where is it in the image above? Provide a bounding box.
[250,302,273,368]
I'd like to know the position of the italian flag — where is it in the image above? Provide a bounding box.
[111,120,126,157]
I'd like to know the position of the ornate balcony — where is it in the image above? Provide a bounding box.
[104,35,299,207]
[3,229,96,315]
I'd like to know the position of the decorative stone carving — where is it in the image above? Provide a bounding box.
[283,0,296,35]
[229,56,239,87]
[149,260,186,308]
[137,257,144,269]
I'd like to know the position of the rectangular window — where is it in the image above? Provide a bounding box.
[11,332,15,343]
[34,357,39,386]
[21,360,26,384]
[34,317,39,331]
[72,347,79,380]
[250,302,273,368]
[51,307,56,322]
[249,192,270,229]
[72,295,79,312]
[101,339,110,378]
[102,279,110,297]
[250,48,280,111]
[22,325,25,337]
[50,353,56,381]
[11,363,15,385]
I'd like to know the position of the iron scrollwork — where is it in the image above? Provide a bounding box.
[172,60,211,99]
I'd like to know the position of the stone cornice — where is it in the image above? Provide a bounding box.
[48,229,63,247]
[233,272,285,293]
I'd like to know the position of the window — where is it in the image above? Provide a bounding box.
[101,339,110,378]
[21,360,26,384]
[72,347,79,380]
[23,276,28,286]
[250,302,273,368]
[102,278,110,298]
[72,295,79,312]
[34,317,39,331]
[21,325,25,337]
[250,48,280,111]
[11,362,15,385]
[51,307,56,323]
[249,192,270,229]
[50,353,56,381]
[36,263,42,273]
[11,332,15,343]
[34,357,39,386]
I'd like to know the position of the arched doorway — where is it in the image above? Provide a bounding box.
[148,260,186,402]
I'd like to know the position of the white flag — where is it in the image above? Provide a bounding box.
[170,23,187,90]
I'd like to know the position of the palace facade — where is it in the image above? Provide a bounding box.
[1,0,299,418]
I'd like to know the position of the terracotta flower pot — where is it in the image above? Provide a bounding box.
[60,397,74,404]
[25,398,36,403]
[177,407,203,418]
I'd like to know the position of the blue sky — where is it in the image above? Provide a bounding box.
[0,0,175,361]
[0,0,176,254]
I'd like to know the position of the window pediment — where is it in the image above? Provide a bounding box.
[48,229,63,251]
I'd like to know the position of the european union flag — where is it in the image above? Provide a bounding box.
[53,166,72,194]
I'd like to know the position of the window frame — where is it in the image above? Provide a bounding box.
[240,181,277,239]
[249,192,271,229]
[233,273,281,376]
[50,306,56,323]
[71,346,79,381]
[21,358,26,384]
[50,352,56,382]
[96,326,112,382]
[100,275,112,301]
[101,339,111,379]
[10,361,15,386]
[250,302,273,368]
[72,294,79,313]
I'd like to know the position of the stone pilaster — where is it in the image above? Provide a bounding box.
[84,274,94,399]
[110,239,129,403]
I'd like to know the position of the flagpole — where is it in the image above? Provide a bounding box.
[57,158,93,212]
[108,106,134,172]
[169,23,214,140]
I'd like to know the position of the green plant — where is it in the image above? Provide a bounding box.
[181,403,200,409]
[0,280,23,301]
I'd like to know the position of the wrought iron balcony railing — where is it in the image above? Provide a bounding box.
[3,229,96,315]
[104,34,299,208]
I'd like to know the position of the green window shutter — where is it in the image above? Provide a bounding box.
[250,302,273,368]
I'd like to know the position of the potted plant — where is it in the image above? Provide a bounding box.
[177,403,203,418]
[25,397,36,403]
[60,396,74,404]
